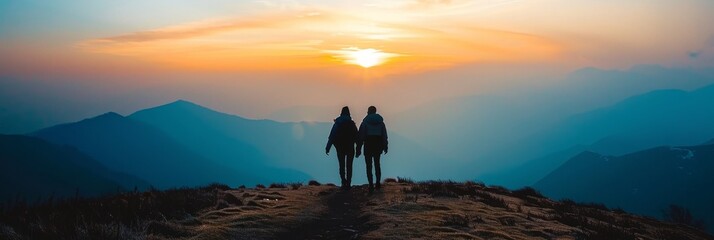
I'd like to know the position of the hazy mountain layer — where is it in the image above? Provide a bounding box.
[33,112,272,188]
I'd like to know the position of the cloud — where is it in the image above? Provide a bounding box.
[78,7,563,73]
[366,0,520,13]
[95,16,293,43]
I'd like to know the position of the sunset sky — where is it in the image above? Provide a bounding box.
[2,0,714,132]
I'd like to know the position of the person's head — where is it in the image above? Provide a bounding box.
[340,106,350,116]
[368,106,377,114]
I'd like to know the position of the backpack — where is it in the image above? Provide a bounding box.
[334,120,357,144]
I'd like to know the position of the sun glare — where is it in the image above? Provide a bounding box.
[349,48,382,68]
[333,48,396,68]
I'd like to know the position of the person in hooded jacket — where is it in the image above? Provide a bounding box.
[356,106,388,193]
[326,106,359,190]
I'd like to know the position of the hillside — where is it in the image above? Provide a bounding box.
[0,134,147,201]
[535,143,714,232]
[1,181,711,240]
[32,112,272,188]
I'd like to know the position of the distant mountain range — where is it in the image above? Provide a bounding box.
[479,83,714,187]
[0,134,148,201]
[128,100,321,182]
[24,100,443,193]
[129,100,446,183]
[390,65,714,184]
[33,111,280,189]
[534,142,714,231]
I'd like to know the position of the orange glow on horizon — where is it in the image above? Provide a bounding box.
[78,9,565,76]
[330,47,398,68]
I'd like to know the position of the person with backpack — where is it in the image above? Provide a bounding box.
[325,106,359,190]
[356,106,388,193]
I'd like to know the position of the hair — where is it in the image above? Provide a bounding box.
[368,106,377,114]
[341,106,350,116]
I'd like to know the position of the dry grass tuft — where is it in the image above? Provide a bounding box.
[396,177,414,184]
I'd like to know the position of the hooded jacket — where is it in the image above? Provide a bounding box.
[357,113,388,150]
[326,115,358,150]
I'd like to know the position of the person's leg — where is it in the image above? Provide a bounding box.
[374,154,382,190]
[365,136,382,193]
[365,155,374,191]
[337,149,347,188]
[346,150,354,188]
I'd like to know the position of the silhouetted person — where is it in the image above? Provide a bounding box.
[356,106,388,193]
[326,106,358,190]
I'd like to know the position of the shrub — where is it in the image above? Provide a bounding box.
[554,198,576,213]
[269,183,287,189]
[289,183,303,190]
[464,181,485,188]
[383,178,397,183]
[487,185,511,195]
[207,183,231,191]
[612,207,626,214]
[404,181,460,198]
[580,202,609,211]
[397,177,414,184]
[511,187,544,199]
[662,204,706,231]
[308,180,321,186]
[255,184,266,189]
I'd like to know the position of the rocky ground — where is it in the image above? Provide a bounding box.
[1,181,712,240]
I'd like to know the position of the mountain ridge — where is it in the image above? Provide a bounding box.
[534,142,714,232]
[33,111,270,188]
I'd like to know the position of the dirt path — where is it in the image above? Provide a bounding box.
[277,185,376,240]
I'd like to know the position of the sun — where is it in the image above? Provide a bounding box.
[348,48,382,68]
[331,47,397,68]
